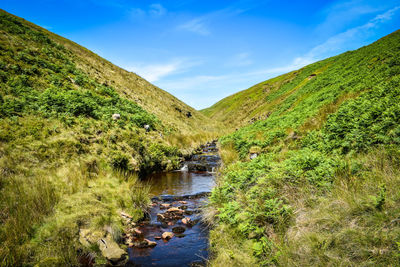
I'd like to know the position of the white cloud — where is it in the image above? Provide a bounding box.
[178,18,210,36]
[130,3,167,19]
[149,4,167,17]
[125,59,202,82]
[308,5,400,60]
[249,5,399,79]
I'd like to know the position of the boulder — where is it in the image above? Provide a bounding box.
[97,234,127,265]
[162,232,174,240]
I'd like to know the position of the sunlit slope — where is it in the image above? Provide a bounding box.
[0,9,216,266]
[202,30,400,131]
[0,9,213,134]
[207,29,400,266]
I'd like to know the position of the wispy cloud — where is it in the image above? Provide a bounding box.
[177,1,261,36]
[308,5,400,60]
[315,0,383,34]
[130,3,167,19]
[248,5,400,79]
[149,3,167,17]
[177,18,210,35]
[225,52,253,67]
[125,59,202,82]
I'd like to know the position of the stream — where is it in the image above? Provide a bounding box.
[127,141,220,267]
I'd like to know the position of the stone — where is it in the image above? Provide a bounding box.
[160,203,171,209]
[167,207,184,213]
[162,232,174,240]
[168,221,175,226]
[157,213,165,221]
[182,217,192,226]
[154,236,162,240]
[145,239,157,247]
[184,210,194,215]
[172,226,186,234]
[112,113,121,120]
[250,153,258,160]
[97,234,127,265]
[178,201,188,204]
[144,124,150,132]
[120,211,132,218]
[132,228,142,237]
[132,239,150,248]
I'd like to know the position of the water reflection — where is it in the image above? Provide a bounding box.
[146,171,215,196]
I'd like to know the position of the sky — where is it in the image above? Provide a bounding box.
[1,0,400,109]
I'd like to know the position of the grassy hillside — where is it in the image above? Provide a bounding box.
[0,10,218,266]
[205,30,400,266]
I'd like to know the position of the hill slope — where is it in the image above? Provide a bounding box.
[205,30,400,266]
[0,10,217,266]
[0,9,214,135]
[202,31,400,131]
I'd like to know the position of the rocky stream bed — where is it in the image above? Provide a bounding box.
[124,141,220,266]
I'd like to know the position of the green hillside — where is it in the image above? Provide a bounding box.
[204,30,400,266]
[0,10,218,266]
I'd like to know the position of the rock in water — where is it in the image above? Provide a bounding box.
[162,232,174,240]
[182,217,193,226]
[172,226,186,233]
[145,239,157,247]
[160,203,171,209]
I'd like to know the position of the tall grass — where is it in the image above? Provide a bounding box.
[280,147,400,266]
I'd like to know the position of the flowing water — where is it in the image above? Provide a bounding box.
[127,142,220,267]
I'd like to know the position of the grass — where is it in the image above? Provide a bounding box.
[205,30,400,266]
[0,9,219,266]
[2,7,400,267]
[281,148,400,266]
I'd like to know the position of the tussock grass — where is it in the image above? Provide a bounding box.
[281,148,400,266]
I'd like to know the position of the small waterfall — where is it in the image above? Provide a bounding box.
[180,163,188,171]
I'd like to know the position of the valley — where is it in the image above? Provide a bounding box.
[1,8,400,267]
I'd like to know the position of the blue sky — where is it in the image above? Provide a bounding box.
[1,0,400,109]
